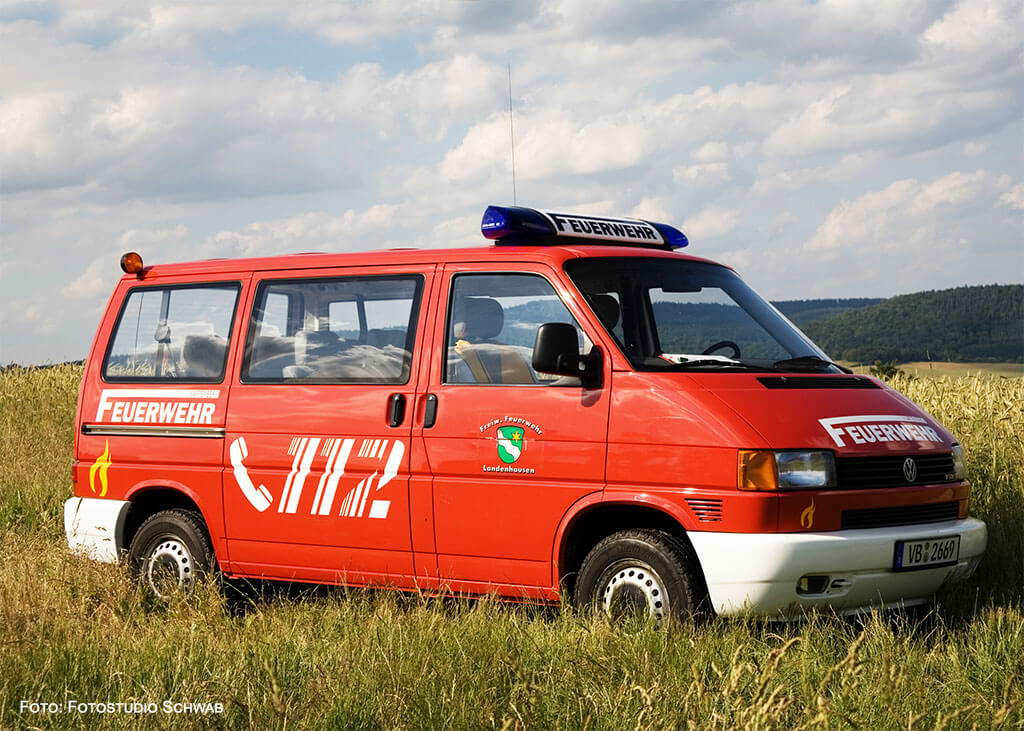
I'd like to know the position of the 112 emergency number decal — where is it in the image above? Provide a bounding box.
[229,436,404,520]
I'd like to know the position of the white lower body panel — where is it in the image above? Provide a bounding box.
[64,496,131,563]
[688,518,987,618]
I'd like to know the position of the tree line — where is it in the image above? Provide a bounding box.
[798,284,1023,364]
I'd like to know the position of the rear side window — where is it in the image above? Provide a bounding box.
[242,275,423,384]
[103,284,240,382]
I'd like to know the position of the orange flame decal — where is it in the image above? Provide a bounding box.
[89,441,111,497]
[800,498,816,529]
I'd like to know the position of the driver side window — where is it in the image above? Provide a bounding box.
[445,273,588,385]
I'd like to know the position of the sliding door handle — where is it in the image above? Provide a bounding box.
[387,393,406,428]
[423,394,438,428]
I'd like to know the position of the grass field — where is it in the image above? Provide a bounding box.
[1,365,1022,729]
[844,361,1024,379]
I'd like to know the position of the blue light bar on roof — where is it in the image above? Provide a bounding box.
[481,205,688,249]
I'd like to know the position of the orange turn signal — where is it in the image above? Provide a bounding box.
[738,450,778,491]
[120,251,144,274]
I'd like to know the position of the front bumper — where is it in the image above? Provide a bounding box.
[64,496,131,563]
[688,518,987,618]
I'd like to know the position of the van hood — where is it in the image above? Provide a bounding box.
[694,374,955,455]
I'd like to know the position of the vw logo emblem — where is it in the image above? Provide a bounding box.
[902,457,918,483]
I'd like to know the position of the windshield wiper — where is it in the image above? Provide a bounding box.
[772,355,852,374]
[663,359,765,371]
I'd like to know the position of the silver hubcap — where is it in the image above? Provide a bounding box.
[146,539,194,597]
[598,560,669,622]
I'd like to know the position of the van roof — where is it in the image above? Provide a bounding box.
[120,244,726,281]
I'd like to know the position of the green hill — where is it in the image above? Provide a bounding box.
[805,284,1023,363]
[772,298,883,327]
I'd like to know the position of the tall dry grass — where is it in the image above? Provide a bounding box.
[1,365,1021,728]
[894,375,1024,608]
[0,364,79,532]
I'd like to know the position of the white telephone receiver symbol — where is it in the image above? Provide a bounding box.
[229,437,273,512]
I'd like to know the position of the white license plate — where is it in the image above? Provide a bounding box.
[893,536,960,571]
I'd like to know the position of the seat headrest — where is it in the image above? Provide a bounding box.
[589,294,620,330]
[182,334,226,377]
[453,297,504,340]
[295,330,339,365]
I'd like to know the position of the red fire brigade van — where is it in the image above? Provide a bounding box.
[65,206,986,619]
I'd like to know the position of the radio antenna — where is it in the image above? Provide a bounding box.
[508,63,517,205]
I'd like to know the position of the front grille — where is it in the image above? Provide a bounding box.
[758,376,880,389]
[841,501,959,530]
[685,498,723,523]
[836,453,957,489]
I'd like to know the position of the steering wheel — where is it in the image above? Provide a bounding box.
[702,340,741,359]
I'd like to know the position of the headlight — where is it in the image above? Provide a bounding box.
[738,450,837,491]
[777,451,837,489]
[951,444,967,480]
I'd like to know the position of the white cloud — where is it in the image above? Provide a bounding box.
[716,247,754,271]
[440,107,661,186]
[922,0,1023,63]
[0,22,506,201]
[1001,184,1024,210]
[0,296,51,333]
[692,141,729,163]
[0,43,362,197]
[804,171,1012,253]
[207,205,401,259]
[673,162,730,183]
[761,75,1013,161]
[60,226,188,300]
[673,141,734,186]
[436,114,510,184]
[962,141,987,157]
[62,256,121,300]
[682,206,739,241]
[629,197,674,224]
[752,153,875,195]
[285,1,453,44]
[427,214,481,250]
[118,224,188,249]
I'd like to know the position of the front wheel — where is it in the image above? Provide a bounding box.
[127,509,215,599]
[574,529,706,623]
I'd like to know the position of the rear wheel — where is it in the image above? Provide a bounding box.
[127,509,214,599]
[574,529,705,623]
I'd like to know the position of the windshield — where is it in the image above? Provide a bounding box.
[564,257,836,372]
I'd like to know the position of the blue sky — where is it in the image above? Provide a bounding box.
[1,0,1022,365]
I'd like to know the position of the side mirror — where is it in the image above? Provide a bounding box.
[532,322,602,386]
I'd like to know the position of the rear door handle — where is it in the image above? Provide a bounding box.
[423,394,438,428]
[387,393,406,428]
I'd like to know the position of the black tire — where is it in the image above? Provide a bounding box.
[127,509,215,599]
[574,529,706,623]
